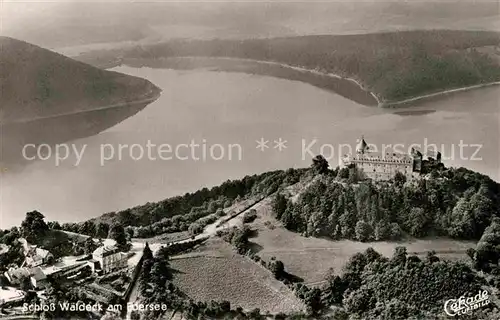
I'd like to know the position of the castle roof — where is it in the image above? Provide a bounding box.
[356,137,369,154]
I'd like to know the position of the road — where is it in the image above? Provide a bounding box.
[123,196,267,320]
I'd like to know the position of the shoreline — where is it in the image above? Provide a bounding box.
[382,81,500,108]
[128,56,500,108]
[186,56,382,105]
[0,90,162,125]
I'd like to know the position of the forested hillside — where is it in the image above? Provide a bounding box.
[57,169,307,238]
[0,36,160,122]
[273,166,500,242]
[93,30,500,103]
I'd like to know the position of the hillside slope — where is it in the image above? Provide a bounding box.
[78,30,500,105]
[0,36,160,122]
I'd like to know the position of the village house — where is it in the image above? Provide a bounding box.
[18,238,53,267]
[30,267,49,290]
[0,244,9,256]
[3,267,32,285]
[0,287,26,307]
[92,245,127,274]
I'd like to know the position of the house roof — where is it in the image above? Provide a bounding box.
[0,244,9,255]
[35,248,51,259]
[93,245,120,258]
[30,267,47,281]
[5,267,31,281]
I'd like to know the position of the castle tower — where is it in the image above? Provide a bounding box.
[356,136,369,154]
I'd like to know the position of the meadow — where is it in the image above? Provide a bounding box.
[245,196,477,286]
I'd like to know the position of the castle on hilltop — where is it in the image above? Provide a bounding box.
[342,137,442,181]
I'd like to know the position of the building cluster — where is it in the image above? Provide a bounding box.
[91,245,128,274]
[0,238,128,308]
[342,137,442,181]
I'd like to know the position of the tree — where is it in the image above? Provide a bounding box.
[426,250,440,264]
[337,167,350,180]
[125,227,135,241]
[243,209,258,223]
[374,220,390,241]
[143,242,153,261]
[188,223,203,235]
[231,228,249,254]
[355,220,372,242]
[391,246,407,266]
[389,223,403,240]
[84,237,97,255]
[407,207,428,237]
[108,224,127,246]
[323,273,346,305]
[269,258,285,279]
[248,308,262,319]
[393,171,407,186]
[95,222,110,239]
[466,248,476,261]
[20,277,32,291]
[271,193,288,220]
[281,207,296,231]
[448,196,475,239]
[304,287,323,314]
[474,218,500,271]
[150,259,171,287]
[21,211,49,242]
[49,221,61,230]
[343,287,375,314]
[311,155,329,174]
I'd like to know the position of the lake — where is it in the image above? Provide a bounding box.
[1,66,499,228]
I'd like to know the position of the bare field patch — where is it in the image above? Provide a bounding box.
[170,239,305,314]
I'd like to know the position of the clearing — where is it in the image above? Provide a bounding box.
[244,195,477,286]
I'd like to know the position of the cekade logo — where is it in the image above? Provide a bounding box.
[444,290,490,316]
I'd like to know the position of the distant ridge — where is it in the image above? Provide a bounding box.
[0,36,160,122]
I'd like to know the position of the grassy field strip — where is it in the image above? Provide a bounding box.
[170,253,226,260]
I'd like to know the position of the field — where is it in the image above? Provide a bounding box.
[132,231,191,244]
[244,196,477,286]
[169,238,306,314]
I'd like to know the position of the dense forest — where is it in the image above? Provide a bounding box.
[102,30,500,103]
[272,165,500,242]
[318,247,498,319]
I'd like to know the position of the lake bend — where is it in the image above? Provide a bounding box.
[1,66,499,228]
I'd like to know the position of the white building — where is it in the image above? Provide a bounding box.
[342,137,441,181]
[0,287,26,307]
[92,245,127,274]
